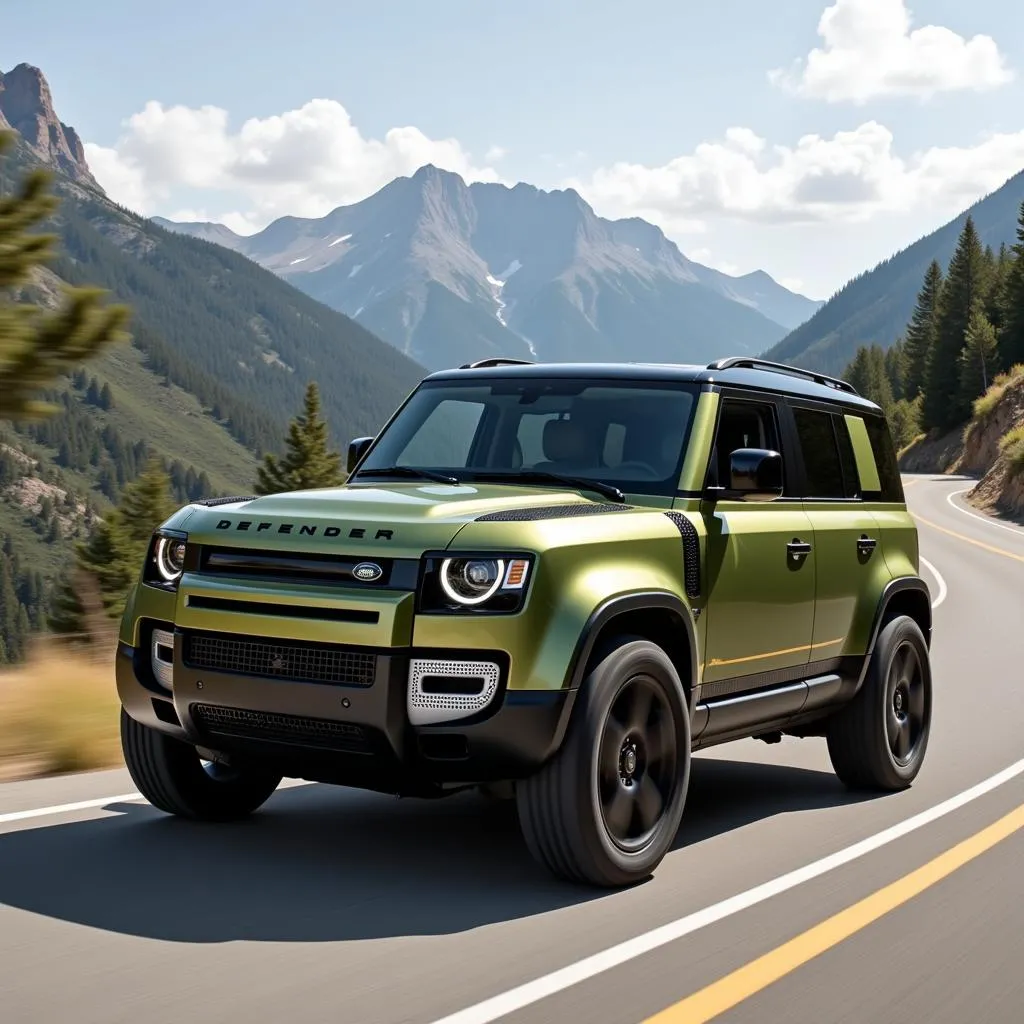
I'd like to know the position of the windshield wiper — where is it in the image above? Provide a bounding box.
[355,466,461,486]
[466,470,625,503]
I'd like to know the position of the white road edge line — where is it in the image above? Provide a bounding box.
[920,556,947,609]
[946,487,1024,538]
[428,757,1024,1024]
[0,793,144,825]
[0,778,315,826]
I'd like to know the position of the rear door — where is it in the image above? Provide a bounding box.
[786,401,890,667]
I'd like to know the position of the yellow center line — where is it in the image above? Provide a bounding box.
[912,512,1024,564]
[642,801,1024,1024]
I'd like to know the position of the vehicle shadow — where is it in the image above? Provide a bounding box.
[0,756,873,943]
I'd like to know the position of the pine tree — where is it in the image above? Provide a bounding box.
[255,382,345,495]
[903,260,943,401]
[959,307,999,406]
[999,200,1024,369]
[884,338,907,401]
[58,458,179,629]
[0,130,131,420]
[923,217,989,431]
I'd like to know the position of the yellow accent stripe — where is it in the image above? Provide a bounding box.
[913,512,1024,564]
[642,800,1024,1024]
[707,637,844,668]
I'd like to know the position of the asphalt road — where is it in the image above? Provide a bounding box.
[2,472,1024,1024]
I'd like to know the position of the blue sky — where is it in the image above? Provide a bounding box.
[5,0,1024,298]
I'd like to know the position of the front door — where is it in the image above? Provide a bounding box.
[699,394,816,695]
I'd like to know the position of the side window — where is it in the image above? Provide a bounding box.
[708,399,782,489]
[793,407,852,499]
[834,416,861,498]
[862,414,905,501]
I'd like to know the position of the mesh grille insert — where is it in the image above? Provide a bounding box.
[184,631,376,687]
[191,704,371,752]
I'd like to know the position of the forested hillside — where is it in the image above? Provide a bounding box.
[0,118,425,663]
[765,169,1024,376]
[839,202,1024,453]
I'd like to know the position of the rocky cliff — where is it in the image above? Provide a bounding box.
[963,369,1024,518]
[900,366,1024,519]
[0,63,100,189]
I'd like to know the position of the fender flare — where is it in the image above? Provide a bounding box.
[853,574,932,692]
[549,590,700,751]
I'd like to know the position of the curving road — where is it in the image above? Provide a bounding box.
[2,473,1024,1024]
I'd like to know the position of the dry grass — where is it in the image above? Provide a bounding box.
[0,640,123,781]
[972,363,1024,421]
[1000,424,1024,476]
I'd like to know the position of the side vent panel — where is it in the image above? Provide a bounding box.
[663,511,701,599]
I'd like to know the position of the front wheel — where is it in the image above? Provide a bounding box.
[516,637,691,887]
[121,709,282,821]
[826,614,932,791]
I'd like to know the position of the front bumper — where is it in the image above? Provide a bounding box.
[116,625,575,796]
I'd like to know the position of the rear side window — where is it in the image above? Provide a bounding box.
[862,414,905,502]
[793,407,855,499]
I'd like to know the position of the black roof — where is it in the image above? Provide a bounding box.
[423,356,881,413]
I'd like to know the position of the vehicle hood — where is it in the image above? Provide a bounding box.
[178,481,601,558]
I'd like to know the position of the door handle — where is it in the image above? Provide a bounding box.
[787,539,812,559]
[857,535,877,556]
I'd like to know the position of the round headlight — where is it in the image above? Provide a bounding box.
[155,537,186,581]
[440,557,505,605]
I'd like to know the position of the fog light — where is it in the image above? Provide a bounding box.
[151,628,174,690]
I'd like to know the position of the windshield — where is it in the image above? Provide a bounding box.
[355,377,700,497]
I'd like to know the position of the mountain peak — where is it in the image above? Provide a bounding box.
[0,62,100,189]
[411,163,465,185]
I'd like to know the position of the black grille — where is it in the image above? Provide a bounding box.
[191,704,371,752]
[184,631,376,687]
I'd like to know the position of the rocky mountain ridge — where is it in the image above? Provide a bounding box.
[156,165,824,371]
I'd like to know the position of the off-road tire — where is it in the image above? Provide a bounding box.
[826,614,932,791]
[121,709,282,821]
[516,636,691,887]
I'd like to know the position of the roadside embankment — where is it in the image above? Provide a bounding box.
[899,365,1024,520]
[0,643,122,782]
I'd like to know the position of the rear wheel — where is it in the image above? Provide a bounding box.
[121,709,282,821]
[516,636,691,887]
[826,615,932,791]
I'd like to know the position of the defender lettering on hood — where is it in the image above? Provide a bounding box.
[215,519,394,540]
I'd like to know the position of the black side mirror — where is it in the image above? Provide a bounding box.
[347,436,374,474]
[728,448,783,501]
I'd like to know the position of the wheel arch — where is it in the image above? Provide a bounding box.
[564,591,698,710]
[853,575,932,691]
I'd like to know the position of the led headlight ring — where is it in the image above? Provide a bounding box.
[440,557,506,605]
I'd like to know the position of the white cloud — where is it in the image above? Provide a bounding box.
[568,121,1024,231]
[84,98,503,231]
[484,145,508,162]
[769,0,1014,103]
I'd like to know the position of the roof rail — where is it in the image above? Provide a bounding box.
[458,357,536,369]
[706,356,859,396]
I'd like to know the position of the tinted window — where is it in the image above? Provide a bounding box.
[707,399,782,489]
[863,414,905,502]
[793,408,848,499]
[834,416,861,497]
[357,378,700,497]
[395,399,485,466]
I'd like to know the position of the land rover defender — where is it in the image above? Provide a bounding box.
[115,356,933,887]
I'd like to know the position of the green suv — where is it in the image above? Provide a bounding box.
[115,356,933,887]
